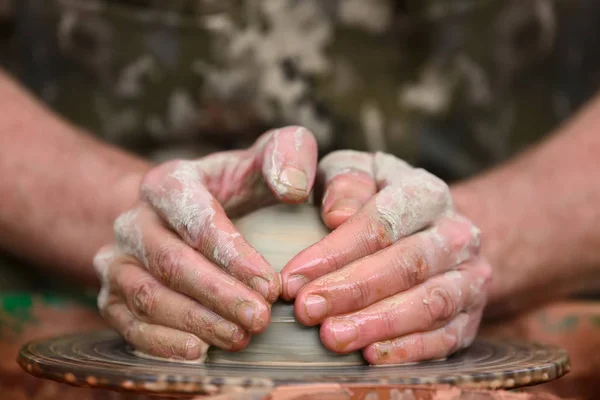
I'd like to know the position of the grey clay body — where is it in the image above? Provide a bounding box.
[206,204,365,366]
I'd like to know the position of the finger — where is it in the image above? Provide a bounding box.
[281,163,452,299]
[101,301,208,361]
[140,163,286,303]
[364,305,485,365]
[114,206,271,333]
[137,126,317,299]
[319,258,491,353]
[114,200,281,302]
[318,150,377,229]
[256,126,318,202]
[294,214,481,325]
[110,259,250,351]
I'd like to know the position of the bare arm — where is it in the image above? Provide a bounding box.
[452,93,600,318]
[0,69,151,286]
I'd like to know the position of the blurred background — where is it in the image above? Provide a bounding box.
[2,0,600,183]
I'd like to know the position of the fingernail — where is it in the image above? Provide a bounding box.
[183,335,207,360]
[251,277,270,300]
[330,319,358,348]
[286,275,308,298]
[374,341,393,359]
[305,295,328,321]
[213,320,241,344]
[279,167,308,193]
[236,302,256,328]
[329,198,363,215]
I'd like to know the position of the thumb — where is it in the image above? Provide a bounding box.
[254,126,318,203]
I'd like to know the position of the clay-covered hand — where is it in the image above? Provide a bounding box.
[280,150,492,365]
[93,126,317,360]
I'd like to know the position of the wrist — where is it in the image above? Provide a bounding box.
[451,163,598,318]
[450,172,559,317]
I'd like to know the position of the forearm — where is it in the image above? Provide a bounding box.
[0,70,151,286]
[452,94,600,318]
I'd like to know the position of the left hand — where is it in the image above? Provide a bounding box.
[280,150,492,365]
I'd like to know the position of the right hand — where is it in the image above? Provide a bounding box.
[93,126,318,360]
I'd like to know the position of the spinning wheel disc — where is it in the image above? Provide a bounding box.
[18,330,569,397]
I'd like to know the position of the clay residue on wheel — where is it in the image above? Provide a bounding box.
[132,348,208,364]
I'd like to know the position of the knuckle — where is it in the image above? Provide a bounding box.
[371,204,399,246]
[447,218,474,250]
[435,214,482,265]
[140,159,186,201]
[412,334,426,359]
[349,281,372,308]
[323,251,342,274]
[424,287,457,325]
[151,244,184,288]
[391,246,429,288]
[376,312,397,337]
[319,150,372,182]
[456,218,481,252]
[372,152,411,181]
[181,306,206,335]
[131,279,160,318]
[412,169,452,206]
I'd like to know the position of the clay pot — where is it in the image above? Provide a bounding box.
[206,204,365,366]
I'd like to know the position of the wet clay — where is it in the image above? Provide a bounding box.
[206,203,366,366]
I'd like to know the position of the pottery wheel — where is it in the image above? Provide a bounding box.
[17,205,570,396]
[18,329,569,396]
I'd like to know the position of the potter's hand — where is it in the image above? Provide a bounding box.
[93,126,317,360]
[280,150,492,365]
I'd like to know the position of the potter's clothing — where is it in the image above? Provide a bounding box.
[1,0,600,183]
